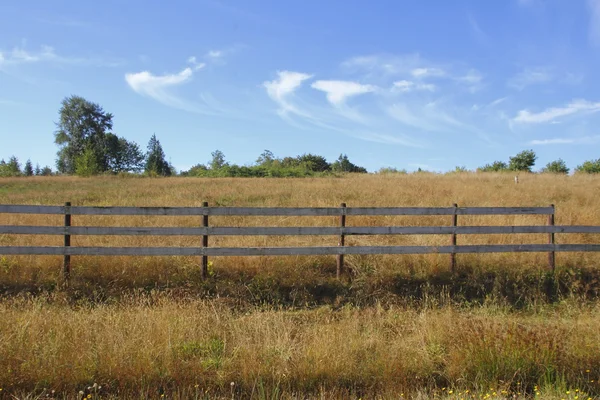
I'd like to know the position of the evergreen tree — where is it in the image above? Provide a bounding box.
[331,154,367,173]
[24,159,34,176]
[40,166,53,176]
[145,134,171,176]
[34,163,41,176]
[7,156,21,176]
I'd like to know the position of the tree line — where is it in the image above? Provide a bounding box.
[2,95,600,177]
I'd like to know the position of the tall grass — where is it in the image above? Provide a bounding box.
[1,173,600,286]
[1,173,600,398]
[0,295,599,398]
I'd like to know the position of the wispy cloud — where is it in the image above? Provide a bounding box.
[589,0,600,46]
[342,53,483,94]
[393,80,435,92]
[513,99,600,123]
[187,56,206,70]
[387,103,450,132]
[125,65,222,115]
[263,70,313,117]
[311,80,376,106]
[468,14,489,45]
[508,67,554,90]
[341,53,425,80]
[489,97,507,107]
[0,44,121,69]
[262,70,433,146]
[528,136,600,145]
[351,131,424,147]
[263,54,500,147]
[388,101,496,145]
[456,69,484,92]
[411,67,446,79]
[206,50,223,59]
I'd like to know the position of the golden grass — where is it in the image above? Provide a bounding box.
[1,173,600,398]
[1,173,600,285]
[1,295,599,398]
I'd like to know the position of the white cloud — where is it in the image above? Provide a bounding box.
[508,67,554,90]
[352,132,424,147]
[0,44,121,68]
[311,80,375,106]
[489,97,507,107]
[263,70,313,116]
[458,69,483,84]
[528,136,600,145]
[187,56,206,70]
[126,67,193,92]
[468,14,489,45]
[125,67,214,113]
[207,50,223,59]
[589,0,600,46]
[342,54,422,76]
[454,69,484,92]
[411,67,446,78]
[387,103,444,132]
[529,138,575,145]
[392,80,435,92]
[513,99,600,123]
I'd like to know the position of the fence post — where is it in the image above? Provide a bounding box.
[450,203,458,272]
[63,202,71,283]
[336,203,346,280]
[548,204,555,272]
[202,201,209,279]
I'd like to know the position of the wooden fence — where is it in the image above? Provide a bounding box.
[2,203,600,281]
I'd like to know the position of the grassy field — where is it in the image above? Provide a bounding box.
[1,173,600,399]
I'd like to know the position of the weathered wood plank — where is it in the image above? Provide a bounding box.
[456,207,554,215]
[1,205,554,216]
[2,244,600,256]
[0,205,65,214]
[66,206,343,216]
[2,225,600,236]
[345,207,554,215]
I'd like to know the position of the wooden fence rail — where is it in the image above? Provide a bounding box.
[1,203,600,281]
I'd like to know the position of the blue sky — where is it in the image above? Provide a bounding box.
[1,0,600,173]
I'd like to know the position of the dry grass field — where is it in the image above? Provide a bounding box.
[1,173,600,399]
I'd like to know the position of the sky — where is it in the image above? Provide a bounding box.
[1,0,600,173]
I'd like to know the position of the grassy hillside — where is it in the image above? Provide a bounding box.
[1,173,600,398]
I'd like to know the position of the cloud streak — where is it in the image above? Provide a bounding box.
[125,64,225,115]
[513,99,600,123]
[529,136,600,145]
[263,70,313,117]
[393,80,435,92]
[0,44,121,69]
[508,67,554,90]
[311,80,375,106]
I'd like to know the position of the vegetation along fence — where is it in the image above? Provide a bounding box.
[2,203,600,281]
